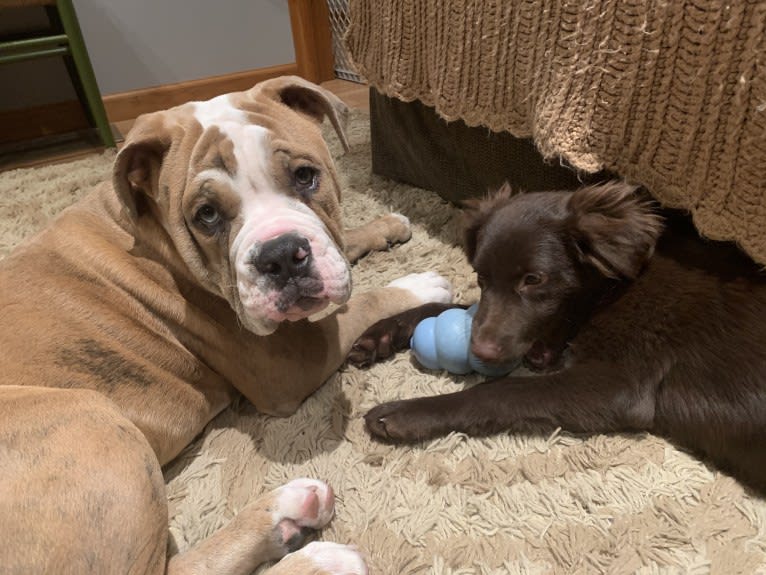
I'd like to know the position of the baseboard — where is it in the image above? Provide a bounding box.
[0,100,88,145]
[103,62,299,121]
[0,63,299,144]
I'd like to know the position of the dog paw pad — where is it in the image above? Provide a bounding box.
[273,478,335,529]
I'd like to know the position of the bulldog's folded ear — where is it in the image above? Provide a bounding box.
[113,113,176,220]
[252,75,350,152]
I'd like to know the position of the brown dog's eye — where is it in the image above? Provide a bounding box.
[523,273,543,286]
[477,274,487,289]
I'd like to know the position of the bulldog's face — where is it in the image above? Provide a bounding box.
[114,76,352,335]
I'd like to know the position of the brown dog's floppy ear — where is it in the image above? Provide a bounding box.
[113,112,176,220]
[568,181,663,279]
[461,182,514,261]
[252,75,350,152]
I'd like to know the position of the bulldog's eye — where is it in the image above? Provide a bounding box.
[293,166,319,194]
[194,204,221,228]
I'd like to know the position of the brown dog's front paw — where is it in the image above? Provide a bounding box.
[348,303,462,368]
[348,318,406,368]
[364,400,432,442]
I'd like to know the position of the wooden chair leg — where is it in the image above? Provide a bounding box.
[55,0,115,147]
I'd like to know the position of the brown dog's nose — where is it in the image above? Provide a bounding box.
[252,233,312,288]
[470,338,504,362]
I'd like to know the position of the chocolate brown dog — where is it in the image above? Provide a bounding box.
[0,76,453,574]
[351,181,766,491]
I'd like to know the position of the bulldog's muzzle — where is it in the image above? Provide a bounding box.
[233,203,352,335]
[252,233,313,288]
[251,233,324,314]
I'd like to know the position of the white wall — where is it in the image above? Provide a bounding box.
[0,0,295,110]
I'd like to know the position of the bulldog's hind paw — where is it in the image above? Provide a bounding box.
[274,542,368,575]
[388,271,453,305]
[271,478,335,554]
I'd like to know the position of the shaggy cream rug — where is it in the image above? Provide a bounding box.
[2,113,766,574]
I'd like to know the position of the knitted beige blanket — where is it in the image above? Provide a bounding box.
[346,0,766,266]
[2,113,766,573]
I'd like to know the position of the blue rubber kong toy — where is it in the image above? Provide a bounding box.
[410,304,519,376]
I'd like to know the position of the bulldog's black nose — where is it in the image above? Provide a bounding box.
[252,233,313,288]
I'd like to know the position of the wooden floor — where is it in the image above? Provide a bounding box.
[0,79,368,172]
[322,78,369,112]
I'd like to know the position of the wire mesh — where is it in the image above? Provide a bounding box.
[327,0,364,83]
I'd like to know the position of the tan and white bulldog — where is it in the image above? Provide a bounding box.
[0,76,451,574]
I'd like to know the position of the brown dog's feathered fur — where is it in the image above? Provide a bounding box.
[353,181,766,492]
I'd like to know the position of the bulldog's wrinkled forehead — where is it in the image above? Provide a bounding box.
[193,94,268,159]
[189,94,280,207]
[193,93,248,127]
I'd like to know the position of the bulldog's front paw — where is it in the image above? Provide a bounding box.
[273,542,368,575]
[344,213,412,263]
[379,213,412,246]
[272,478,335,553]
[387,271,453,305]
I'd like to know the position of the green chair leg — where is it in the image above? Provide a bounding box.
[56,0,115,147]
